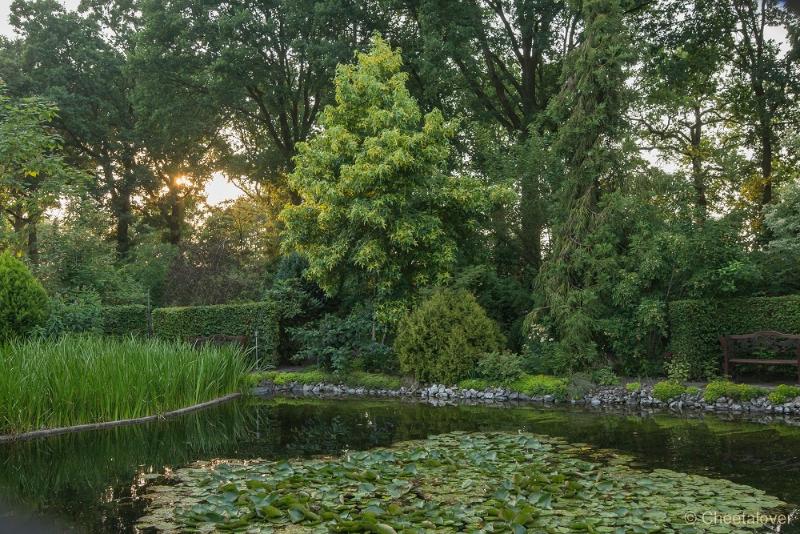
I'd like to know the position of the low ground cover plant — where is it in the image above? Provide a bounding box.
[652,381,687,402]
[252,370,403,391]
[702,380,765,403]
[767,384,800,405]
[0,335,249,434]
[625,381,641,393]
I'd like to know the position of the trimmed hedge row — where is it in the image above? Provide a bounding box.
[668,295,800,379]
[102,305,150,336]
[152,302,280,367]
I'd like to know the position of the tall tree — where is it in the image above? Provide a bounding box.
[0,88,80,262]
[726,0,799,230]
[281,37,500,325]
[3,0,145,256]
[634,0,738,222]
[535,0,633,369]
[136,0,379,203]
[395,0,572,277]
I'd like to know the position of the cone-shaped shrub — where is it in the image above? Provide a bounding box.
[0,251,48,341]
[395,289,504,383]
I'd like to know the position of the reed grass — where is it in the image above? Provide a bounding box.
[0,335,251,434]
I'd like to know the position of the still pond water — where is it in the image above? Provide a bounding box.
[1,396,800,532]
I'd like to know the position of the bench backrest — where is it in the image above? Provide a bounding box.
[722,332,800,356]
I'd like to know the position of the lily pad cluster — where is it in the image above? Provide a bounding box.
[138,431,787,533]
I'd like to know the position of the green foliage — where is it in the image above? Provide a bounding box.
[0,251,48,340]
[458,378,491,391]
[102,305,150,337]
[452,265,531,350]
[507,374,568,400]
[0,335,249,434]
[668,295,800,379]
[394,289,504,384]
[253,369,402,391]
[535,0,633,372]
[625,381,641,393]
[140,431,786,533]
[281,36,500,322]
[703,381,765,404]
[0,86,83,258]
[152,302,279,367]
[652,381,687,402]
[36,290,103,338]
[768,384,800,405]
[475,351,525,384]
[592,367,620,386]
[685,386,700,396]
[289,308,395,374]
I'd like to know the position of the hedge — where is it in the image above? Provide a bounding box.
[102,305,150,336]
[668,295,800,379]
[152,302,280,367]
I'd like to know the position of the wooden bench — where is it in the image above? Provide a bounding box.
[187,335,249,350]
[721,331,800,383]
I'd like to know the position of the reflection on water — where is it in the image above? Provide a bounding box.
[1,396,800,532]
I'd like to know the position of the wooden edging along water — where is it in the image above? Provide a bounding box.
[0,392,242,444]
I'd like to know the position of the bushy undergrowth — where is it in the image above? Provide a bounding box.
[652,381,687,402]
[703,380,765,403]
[625,381,641,393]
[474,351,524,383]
[0,335,249,434]
[0,252,49,341]
[768,384,800,405]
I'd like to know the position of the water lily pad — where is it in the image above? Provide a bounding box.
[137,432,789,533]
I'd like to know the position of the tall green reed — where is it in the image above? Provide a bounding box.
[0,335,251,434]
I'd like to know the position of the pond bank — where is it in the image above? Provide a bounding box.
[255,379,800,418]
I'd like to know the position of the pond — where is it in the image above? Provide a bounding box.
[1,396,800,532]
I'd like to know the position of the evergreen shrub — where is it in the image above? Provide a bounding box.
[394,289,504,383]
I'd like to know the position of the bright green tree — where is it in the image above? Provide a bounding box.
[0,251,49,340]
[0,87,80,263]
[281,36,499,324]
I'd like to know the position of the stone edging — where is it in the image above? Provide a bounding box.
[0,392,242,444]
[256,380,800,416]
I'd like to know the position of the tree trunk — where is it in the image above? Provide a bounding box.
[167,189,182,245]
[689,106,707,223]
[27,222,38,265]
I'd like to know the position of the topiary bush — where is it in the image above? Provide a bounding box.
[0,252,48,341]
[394,289,505,383]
